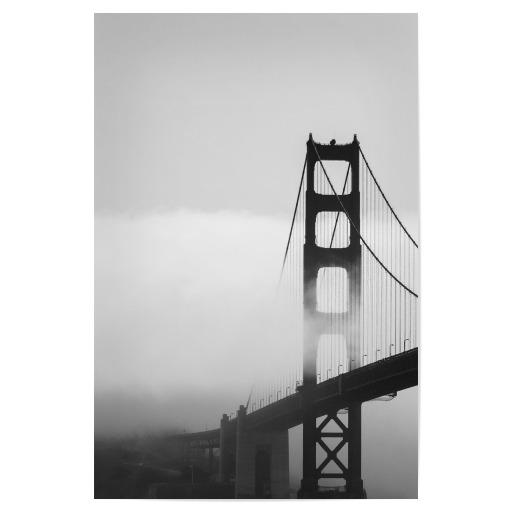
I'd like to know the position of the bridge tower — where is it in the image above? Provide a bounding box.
[299,134,365,498]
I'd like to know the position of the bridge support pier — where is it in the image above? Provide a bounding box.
[347,401,365,498]
[219,414,231,483]
[299,386,318,497]
[235,405,290,498]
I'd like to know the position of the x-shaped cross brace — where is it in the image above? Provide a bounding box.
[315,412,348,477]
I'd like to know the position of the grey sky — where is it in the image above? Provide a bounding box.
[95,14,418,222]
[95,14,418,498]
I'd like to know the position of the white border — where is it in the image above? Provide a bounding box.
[2,1,511,510]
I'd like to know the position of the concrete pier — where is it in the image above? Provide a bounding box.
[235,405,290,498]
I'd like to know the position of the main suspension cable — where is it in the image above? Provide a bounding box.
[279,155,307,282]
[359,146,418,248]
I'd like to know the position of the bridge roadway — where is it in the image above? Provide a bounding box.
[169,348,418,446]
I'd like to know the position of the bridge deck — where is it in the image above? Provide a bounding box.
[247,348,418,431]
[169,348,418,443]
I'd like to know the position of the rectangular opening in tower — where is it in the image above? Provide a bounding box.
[316,267,349,313]
[316,212,350,248]
[314,160,352,195]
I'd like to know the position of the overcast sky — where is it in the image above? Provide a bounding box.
[95,14,418,498]
[95,14,418,221]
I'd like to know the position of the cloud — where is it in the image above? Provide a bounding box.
[94,208,417,497]
[95,209,291,435]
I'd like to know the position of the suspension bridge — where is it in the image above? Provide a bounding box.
[162,134,419,499]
